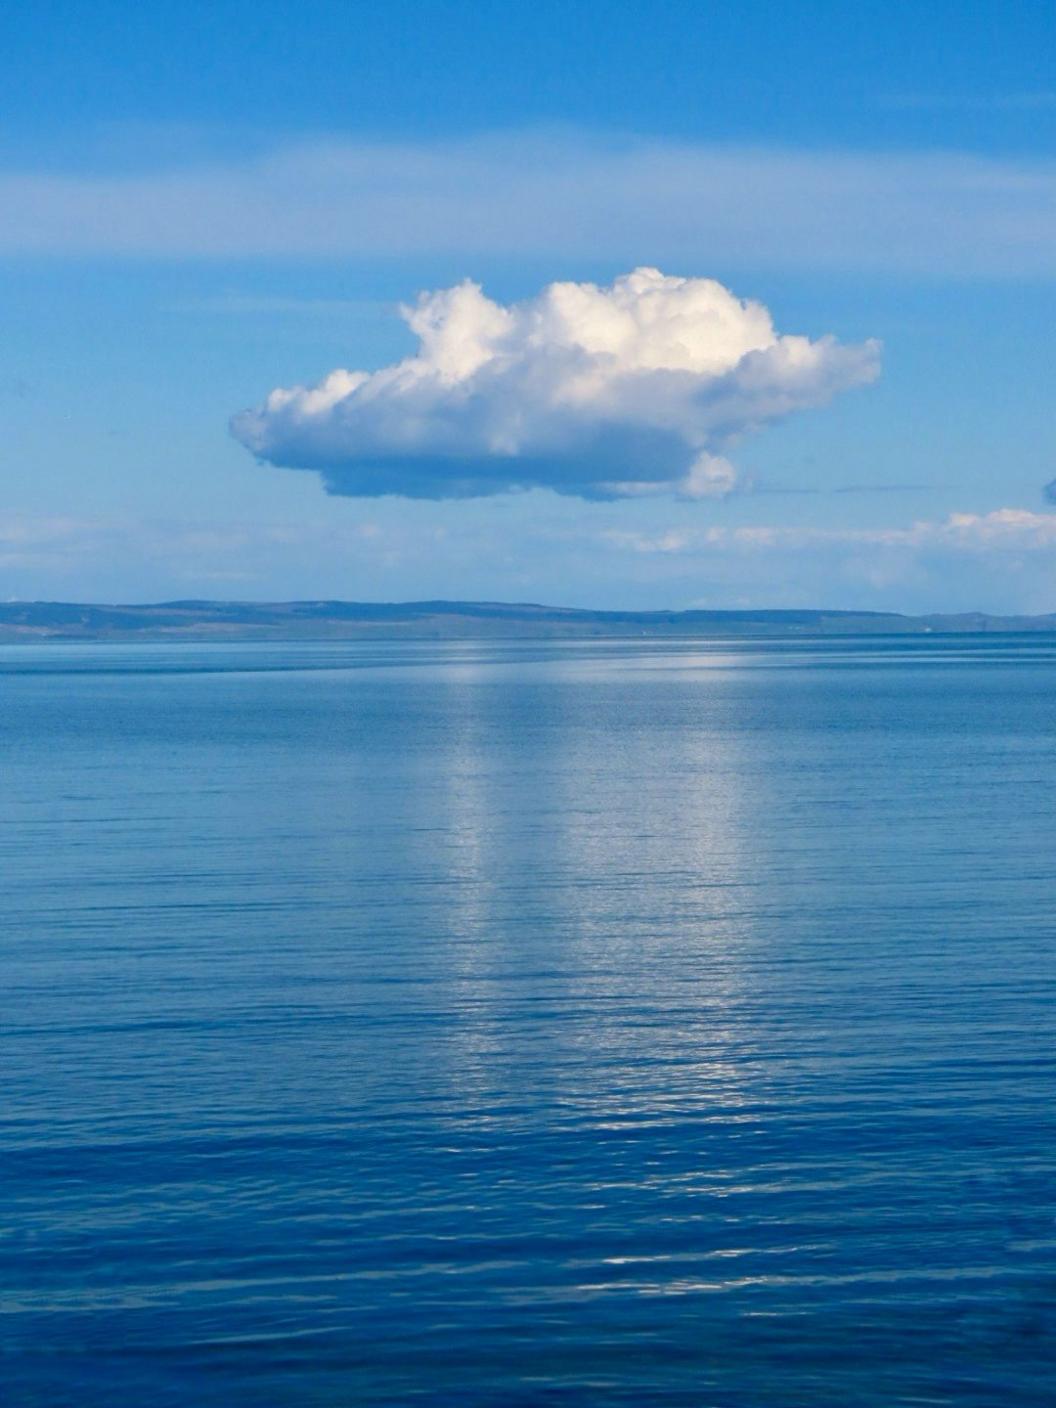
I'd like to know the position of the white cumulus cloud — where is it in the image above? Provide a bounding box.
[231,268,880,501]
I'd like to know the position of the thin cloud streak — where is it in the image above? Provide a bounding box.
[602,509,1056,555]
[5,506,1056,575]
[3,131,1056,274]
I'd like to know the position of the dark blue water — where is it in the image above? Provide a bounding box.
[3,636,1055,1406]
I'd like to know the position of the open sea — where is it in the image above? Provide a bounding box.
[3,635,1055,1407]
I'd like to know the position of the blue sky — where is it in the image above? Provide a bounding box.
[2,0,1056,611]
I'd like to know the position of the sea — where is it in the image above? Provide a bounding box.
[3,635,1055,1406]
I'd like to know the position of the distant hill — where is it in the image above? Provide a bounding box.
[2,599,1055,640]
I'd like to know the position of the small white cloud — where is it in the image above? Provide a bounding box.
[926,508,1056,547]
[232,268,879,501]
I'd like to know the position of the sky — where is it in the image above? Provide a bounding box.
[2,0,1056,612]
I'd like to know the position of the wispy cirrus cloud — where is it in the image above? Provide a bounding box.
[603,508,1056,555]
[3,130,1056,275]
[596,508,1056,613]
[6,506,1056,604]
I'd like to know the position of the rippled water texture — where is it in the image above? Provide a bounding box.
[3,637,1055,1405]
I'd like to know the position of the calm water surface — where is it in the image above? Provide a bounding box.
[3,636,1055,1406]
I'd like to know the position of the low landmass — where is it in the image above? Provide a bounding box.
[2,599,1055,640]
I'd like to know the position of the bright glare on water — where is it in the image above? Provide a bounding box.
[3,636,1055,1406]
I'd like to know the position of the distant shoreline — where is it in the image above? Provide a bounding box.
[2,599,1056,641]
